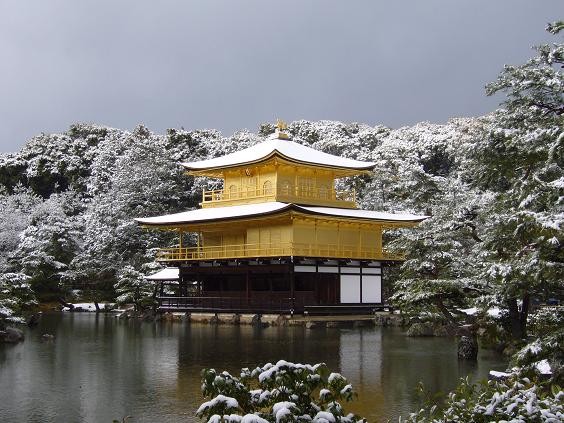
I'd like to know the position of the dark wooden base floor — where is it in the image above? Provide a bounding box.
[157,296,388,315]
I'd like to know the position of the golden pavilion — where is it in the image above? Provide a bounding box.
[136,122,426,314]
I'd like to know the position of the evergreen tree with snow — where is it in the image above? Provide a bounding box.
[467,21,564,340]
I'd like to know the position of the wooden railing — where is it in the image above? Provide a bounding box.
[156,242,405,262]
[158,296,295,313]
[201,185,356,208]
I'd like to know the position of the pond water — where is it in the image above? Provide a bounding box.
[0,313,507,423]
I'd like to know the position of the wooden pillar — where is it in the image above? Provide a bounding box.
[315,270,320,305]
[245,267,250,305]
[359,224,362,257]
[294,166,298,197]
[313,169,317,198]
[359,272,363,304]
[337,221,341,256]
[376,224,383,257]
[314,220,318,252]
[290,264,295,311]
[179,273,188,297]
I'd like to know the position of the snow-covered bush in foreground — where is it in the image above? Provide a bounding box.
[404,375,563,423]
[197,361,365,423]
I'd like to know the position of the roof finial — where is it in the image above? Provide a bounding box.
[275,119,290,140]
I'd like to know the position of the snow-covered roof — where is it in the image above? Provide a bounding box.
[299,206,427,222]
[135,202,427,226]
[181,136,376,172]
[136,202,290,225]
[146,267,179,281]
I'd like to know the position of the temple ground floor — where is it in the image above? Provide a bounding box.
[156,259,391,315]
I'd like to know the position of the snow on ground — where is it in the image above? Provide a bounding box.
[61,303,116,312]
[459,307,501,317]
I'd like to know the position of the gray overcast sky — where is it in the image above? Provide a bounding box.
[0,1,562,153]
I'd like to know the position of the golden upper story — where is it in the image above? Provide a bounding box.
[199,160,359,208]
[181,123,375,209]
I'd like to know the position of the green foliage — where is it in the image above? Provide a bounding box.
[392,21,564,342]
[529,307,564,337]
[197,361,365,423]
[0,273,37,328]
[114,265,155,312]
[11,192,82,299]
[389,178,488,325]
[405,376,563,423]
[468,24,564,340]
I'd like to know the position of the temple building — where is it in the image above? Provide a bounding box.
[136,122,426,315]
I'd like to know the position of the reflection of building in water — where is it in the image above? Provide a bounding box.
[338,328,385,420]
[339,328,382,385]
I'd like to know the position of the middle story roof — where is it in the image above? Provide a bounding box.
[135,202,427,228]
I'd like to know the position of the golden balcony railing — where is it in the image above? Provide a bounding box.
[156,242,405,262]
[201,185,356,208]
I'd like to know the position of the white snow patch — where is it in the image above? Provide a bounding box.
[196,395,239,415]
[312,411,336,423]
[181,137,376,171]
[62,302,115,312]
[328,373,344,384]
[459,307,501,317]
[136,202,427,226]
[272,402,296,422]
[489,370,511,378]
[535,359,552,375]
[145,267,179,281]
[241,414,270,423]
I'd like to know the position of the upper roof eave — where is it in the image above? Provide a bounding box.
[180,138,376,174]
[183,153,375,177]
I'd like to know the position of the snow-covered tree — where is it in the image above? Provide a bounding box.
[114,265,155,311]
[465,23,564,340]
[0,272,36,328]
[11,191,81,299]
[0,185,42,272]
[389,178,490,327]
[197,361,366,423]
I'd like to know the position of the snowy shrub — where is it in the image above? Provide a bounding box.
[197,361,366,423]
[405,375,563,423]
[528,307,564,338]
[513,330,564,386]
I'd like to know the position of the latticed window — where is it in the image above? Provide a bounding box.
[318,184,329,199]
[228,185,237,199]
[280,180,291,195]
[298,176,315,197]
[245,176,257,195]
[263,180,273,195]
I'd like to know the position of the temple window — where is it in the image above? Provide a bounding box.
[228,185,237,199]
[280,180,292,195]
[263,180,273,195]
[319,184,329,199]
[298,176,315,197]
